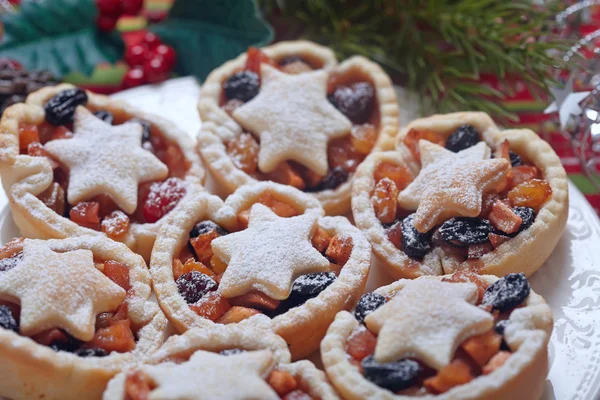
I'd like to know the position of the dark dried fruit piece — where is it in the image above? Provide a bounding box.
[445,124,481,152]
[510,207,535,236]
[494,319,509,335]
[190,220,228,238]
[313,166,348,191]
[277,272,337,313]
[509,151,522,166]
[74,348,109,357]
[482,273,530,312]
[0,305,18,332]
[401,214,432,259]
[223,70,260,102]
[176,271,218,304]
[128,118,152,144]
[361,355,421,392]
[0,251,23,272]
[94,110,114,124]
[44,88,88,126]
[329,82,375,124]
[439,217,493,247]
[219,348,246,356]
[354,293,386,323]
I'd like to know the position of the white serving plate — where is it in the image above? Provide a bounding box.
[1,77,598,400]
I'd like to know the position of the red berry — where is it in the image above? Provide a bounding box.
[125,44,149,67]
[141,32,161,49]
[154,44,176,70]
[142,178,186,223]
[143,56,170,84]
[96,0,122,15]
[96,14,118,32]
[122,67,146,89]
[121,0,144,15]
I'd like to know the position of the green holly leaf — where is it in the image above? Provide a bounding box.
[0,0,124,78]
[150,0,273,81]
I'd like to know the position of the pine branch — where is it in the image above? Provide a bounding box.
[260,0,572,122]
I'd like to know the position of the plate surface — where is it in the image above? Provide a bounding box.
[1,77,598,400]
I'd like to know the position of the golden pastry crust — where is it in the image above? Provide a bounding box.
[103,322,340,400]
[0,235,168,400]
[321,275,553,400]
[0,83,205,261]
[197,40,400,215]
[352,112,568,279]
[150,182,371,360]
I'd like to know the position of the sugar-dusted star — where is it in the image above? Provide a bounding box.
[211,204,330,300]
[142,350,279,400]
[397,140,509,232]
[0,239,125,341]
[365,279,493,370]
[232,64,352,176]
[544,73,591,130]
[44,106,168,214]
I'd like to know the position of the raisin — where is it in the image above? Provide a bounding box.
[509,150,522,166]
[0,305,18,332]
[401,214,432,259]
[0,251,23,272]
[44,88,88,126]
[510,207,535,236]
[219,348,246,356]
[74,348,109,357]
[176,271,218,304]
[494,320,509,335]
[329,82,375,124]
[94,110,114,124]
[128,118,152,144]
[445,124,481,152]
[361,355,421,392]
[439,217,493,247]
[482,273,530,312]
[223,71,260,102]
[276,272,336,313]
[312,166,348,191]
[190,220,229,238]
[354,293,386,323]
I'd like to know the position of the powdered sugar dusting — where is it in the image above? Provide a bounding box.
[43,106,168,214]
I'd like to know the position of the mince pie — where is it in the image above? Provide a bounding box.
[0,84,204,260]
[0,236,167,400]
[321,273,552,400]
[197,40,400,215]
[103,322,340,400]
[352,112,568,279]
[150,182,371,359]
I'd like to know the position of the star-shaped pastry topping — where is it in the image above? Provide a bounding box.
[0,240,125,341]
[44,106,168,214]
[397,141,509,232]
[232,65,352,176]
[365,279,493,370]
[211,204,330,300]
[143,350,279,400]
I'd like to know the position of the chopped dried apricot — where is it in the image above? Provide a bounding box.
[312,227,332,253]
[267,370,298,396]
[478,193,500,218]
[88,320,136,353]
[294,162,323,189]
[69,201,100,230]
[238,192,299,228]
[172,259,185,280]
[216,306,261,324]
[189,231,219,265]
[101,210,131,240]
[385,220,403,250]
[245,46,276,75]
[461,330,502,366]
[0,237,24,259]
[403,128,444,160]
[125,370,152,400]
[467,243,493,259]
[507,165,539,189]
[488,233,510,249]
[325,235,353,266]
[346,327,377,361]
[488,200,522,234]
[227,133,259,175]
[350,124,378,154]
[210,254,228,274]
[189,291,231,321]
[482,351,511,375]
[328,136,363,173]
[264,162,306,190]
[372,177,398,224]
[494,139,510,161]
[507,179,552,210]
[32,328,70,346]
[229,291,280,311]
[442,271,489,303]
[423,359,473,394]
[103,260,131,292]
[38,182,66,216]
[111,302,129,322]
[50,125,73,141]
[180,259,216,279]
[373,161,412,191]
[18,124,39,153]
